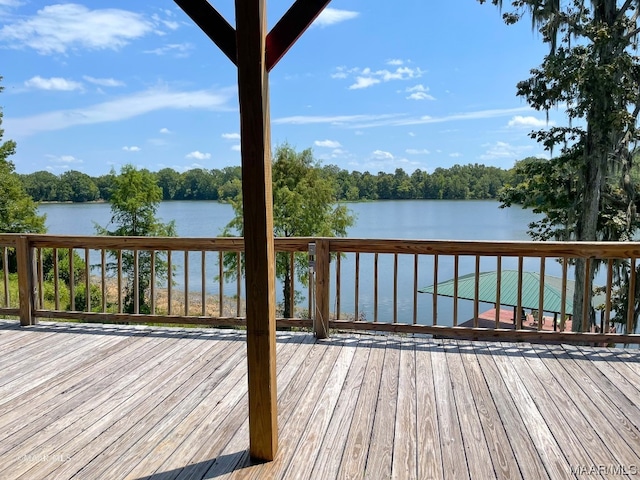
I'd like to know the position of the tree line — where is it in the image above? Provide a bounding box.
[17,163,513,204]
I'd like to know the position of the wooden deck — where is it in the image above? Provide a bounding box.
[1,321,640,479]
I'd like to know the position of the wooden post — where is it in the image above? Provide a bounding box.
[314,239,330,338]
[235,0,278,461]
[16,236,37,326]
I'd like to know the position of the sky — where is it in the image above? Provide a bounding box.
[0,0,561,177]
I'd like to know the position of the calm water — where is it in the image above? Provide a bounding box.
[39,199,536,240]
[38,200,541,323]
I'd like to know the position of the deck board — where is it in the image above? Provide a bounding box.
[0,321,639,479]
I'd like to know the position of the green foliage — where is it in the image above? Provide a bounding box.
[18,163,512,204]
[0,78,46,236]
[96,165,176,314]
[223,143,356,317]
[485,0,640,331]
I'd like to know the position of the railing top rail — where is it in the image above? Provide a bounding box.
[4,233,640,258]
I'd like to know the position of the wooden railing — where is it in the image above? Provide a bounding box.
[2,234,640,345]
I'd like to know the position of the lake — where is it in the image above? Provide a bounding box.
[38,200,542,324]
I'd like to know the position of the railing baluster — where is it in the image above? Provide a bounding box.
[605,259,613,331]
[37,248,44,309]
[218,251,224,316]
[516,257,523,330]
[354,252,359,321]
[628,257,636,334]
[101,249,107,312]
[16,237,36,325]
[374,253,379,323]
[184,251,189,316]
[336,253,341,320]
[413,254,418,325]
[495,256,502,329]
[134,250,140,314]
[201,251,206,316]
[560,259,568,331]
[236,252,242,316]
[582,257,591,332]
[289,252,294,318]
[167,250,172,315]
[393,253,398,324]
[2,247,9,307]
[54,248,59,310]
[85,248,90,312]
[453,255,459,326]
[538,257,546,331]
[473,255,480,328]
[69,248,75,312]
[150,250,156,314]
[117,250,123,313]
[433,254,438,326]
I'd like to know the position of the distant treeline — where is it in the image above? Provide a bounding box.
[18,163,513,203]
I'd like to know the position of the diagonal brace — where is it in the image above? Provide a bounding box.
[266,0,332,71]
[174,0,237,65]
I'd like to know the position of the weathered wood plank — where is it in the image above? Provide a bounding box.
[414,337,444,480]
[474,343,549,480]
[431,340,470,480]
[188,333,317,480]
[446,341,496,479]
[392,336,417,479]
[337,335,387,479]
[457,341,520,480]
[364,336,400,479]
[309,335,371,479]
[6,332,232,479]
[488,343,570,478]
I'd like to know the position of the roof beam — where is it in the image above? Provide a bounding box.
[174,0,237,65]
[266,0,332,71]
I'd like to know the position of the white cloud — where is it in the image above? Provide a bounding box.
[479,141,531,160]
[372,150,394,160]
[24,76,83,91]
[507,115,550,128]
[8,86,233,137]
[144,43,193,57]
[408,132,416,137]
[222,132,241,140]
[274,113,403,125]
[449,152,462,158]
[405,84,435,101]
[386,59,404,66]
[349,77,381,90]
[186,151,211,160]
[314,139,342,148]
[0,4,154,55]
[159,127,171,134]
[338,64,424,90]
[83,76,125,87]
[406,149,430,155]
[231,145,241,151]
[46,154,82,164]
[122,146,141,152]
[314,8,359,27]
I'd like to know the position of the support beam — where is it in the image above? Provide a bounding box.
[235,0,278,461]
[174,0,237,65]
[266,0,332,71]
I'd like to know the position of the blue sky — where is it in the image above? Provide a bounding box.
[0,0,559,177]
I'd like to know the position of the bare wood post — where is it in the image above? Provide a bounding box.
[314,238,330,338]
[236,0,278,461]
[16,236,37,326]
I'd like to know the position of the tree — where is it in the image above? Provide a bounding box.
[0,78,46,236]
[59,170,100,202]
[485,0,640,331]
[96,165,176,313]
[223,143,355,318]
